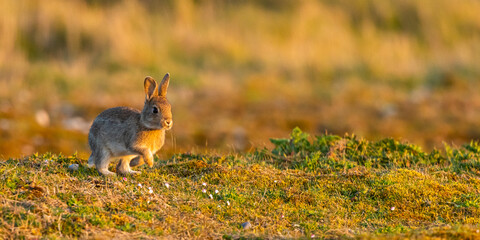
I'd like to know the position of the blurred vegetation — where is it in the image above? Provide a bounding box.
[1,0,480,158]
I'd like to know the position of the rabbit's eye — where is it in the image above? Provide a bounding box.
[152,106,159,114]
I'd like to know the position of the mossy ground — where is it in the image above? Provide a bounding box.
[1,128,480,239]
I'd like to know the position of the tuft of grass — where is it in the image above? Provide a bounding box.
[0,128,480,238]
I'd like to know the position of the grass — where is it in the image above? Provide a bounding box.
[1,128,480,239]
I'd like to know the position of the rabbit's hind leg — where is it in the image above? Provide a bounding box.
[87,153,96,168]
[117,155,141,175]
[88,146,104,168]
[96,149,116,176]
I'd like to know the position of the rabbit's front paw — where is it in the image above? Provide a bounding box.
[142,153,154,167]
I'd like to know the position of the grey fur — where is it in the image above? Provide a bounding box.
[87,73,173,176]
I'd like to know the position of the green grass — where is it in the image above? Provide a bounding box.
[1,128,480,239]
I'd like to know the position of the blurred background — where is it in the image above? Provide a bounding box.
[1,0,480,159]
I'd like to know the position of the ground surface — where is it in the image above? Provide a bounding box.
[1,128,480,239]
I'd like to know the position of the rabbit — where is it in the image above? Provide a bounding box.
[87,73,173,176]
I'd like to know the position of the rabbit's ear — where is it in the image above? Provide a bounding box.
[159,73,170,96]
[144,76,158,100]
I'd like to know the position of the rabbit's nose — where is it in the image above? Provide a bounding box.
[164,119,173,127]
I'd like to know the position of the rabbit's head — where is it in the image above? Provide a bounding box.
[141,73,173,130]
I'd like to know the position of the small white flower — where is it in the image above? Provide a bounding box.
[165,183,170,188]
[138,183,142,188]
[147,200,150,204]
[202,182,207,186]
[202,189,207,193]
[149,188,153,194]
[311,234,315,238]
[274,180,277,183]
[215,189,219,194]
[281,214,284,218]
[227,201,230,206]
[391,207,395,211]
[209,194,213,199]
